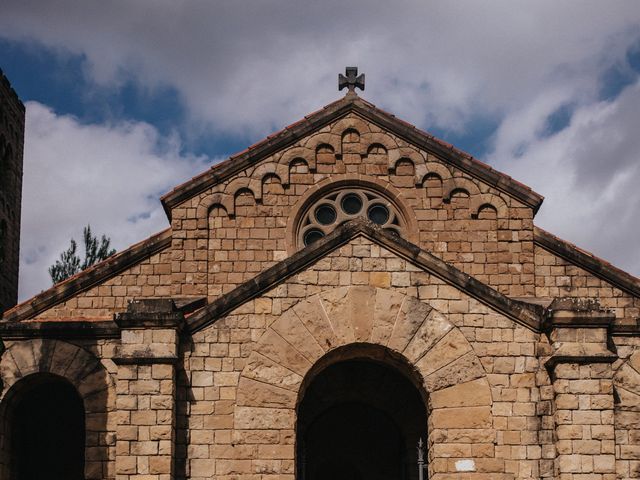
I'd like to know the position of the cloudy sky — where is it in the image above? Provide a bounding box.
[1,1,640,300]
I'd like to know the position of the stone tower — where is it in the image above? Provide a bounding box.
[0,69,24,314]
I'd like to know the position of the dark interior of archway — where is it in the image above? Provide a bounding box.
[297,359,427,480]
[10,376,85,480]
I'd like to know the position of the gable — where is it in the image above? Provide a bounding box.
[162,95,543,216]
[187,220,543,334]
[166,98,543,300]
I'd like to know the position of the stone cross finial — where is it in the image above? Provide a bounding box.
[339,67,365,93]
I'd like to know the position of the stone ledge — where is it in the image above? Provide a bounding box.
[113,356,179,365]
[115,299,184,329]
[0,320,119,339]
[544,297,616,330]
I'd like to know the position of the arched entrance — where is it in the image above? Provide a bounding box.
[4,373,85,480]
[297,358,427,480]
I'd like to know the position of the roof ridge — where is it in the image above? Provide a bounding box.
[187,218,543,333]
[2,228,173,322]
[534,226,640,298]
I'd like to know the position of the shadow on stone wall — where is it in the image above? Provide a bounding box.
[0,339,115,479]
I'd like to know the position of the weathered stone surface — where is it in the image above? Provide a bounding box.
[369,288,405,345]
[242,352,303,391]
[270,309,325,363]
[320,287,355,345]
[415,328,472,377]
[387,296,432,352]
[403,310,453,363]
[255,329,311,377]
[423,351,486,392]
[430,378,492,409]
[346,286,376,342]
[4,80,640,480]
[431,406,492,429]
[234,406,294,429]
[236,376,296,408]
[292,296,338,351]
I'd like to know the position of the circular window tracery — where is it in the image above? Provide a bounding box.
[298,188,404,246]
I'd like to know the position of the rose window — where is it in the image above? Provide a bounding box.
[299,189,404,246]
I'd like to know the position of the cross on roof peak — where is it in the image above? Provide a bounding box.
[339,67,365,94]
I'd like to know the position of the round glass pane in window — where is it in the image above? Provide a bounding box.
[315,204,337,225]
[341,193,363,215]
[368,204,390,225]
[303,229,325,246]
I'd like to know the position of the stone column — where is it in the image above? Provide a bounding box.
[114,299,183,480]
[545,298,617,480]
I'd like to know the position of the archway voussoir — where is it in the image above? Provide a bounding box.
[345,286,376,342]
[242,352,303,392]
[415,328,472,377]
[270,309,325,364]
[403,310,453,364]
[49,341,81,377]
[615,364,640,397]
[255,329,312,377]
[237,376,297,409]
[387,297,433,353]
[423,351,485,393]
[319,286,355,345]
[370,288,405,345]
[627,350,640,376]
[5,341,37,376]
[292,295,339,351]
[76,368,110,399]
[615,386,640,412]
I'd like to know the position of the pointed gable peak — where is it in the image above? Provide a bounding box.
[161,88,543,217]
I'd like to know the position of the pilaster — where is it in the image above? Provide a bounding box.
[545,298,617,480]
[114,299,183,480]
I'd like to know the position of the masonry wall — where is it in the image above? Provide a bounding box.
[169,113,535,302]
[37,247,173,319]
[1,107,640,480]
[534,245,640,320]
[0,70,24,314]
[175,237,547,480]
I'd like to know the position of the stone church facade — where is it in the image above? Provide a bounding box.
[1,70,640,480]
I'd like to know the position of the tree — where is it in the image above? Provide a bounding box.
[49,225,116,284]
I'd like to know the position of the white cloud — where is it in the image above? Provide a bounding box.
[490,80,640,276]
[2,1,640,295]
[1,1,639,135]
[19,102,210,299]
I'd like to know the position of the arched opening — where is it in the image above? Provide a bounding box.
[3,373,85,480]
[297,356,427,480]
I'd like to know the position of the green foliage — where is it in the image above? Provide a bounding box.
[49,225,116,284]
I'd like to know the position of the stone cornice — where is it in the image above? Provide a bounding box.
[187,218,545,334]
[0,320,119,339]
